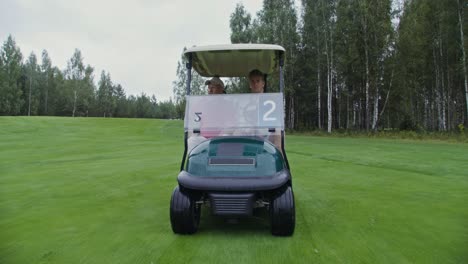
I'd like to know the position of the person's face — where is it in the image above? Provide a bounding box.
[249,75,265,93]
[208,84,224,94]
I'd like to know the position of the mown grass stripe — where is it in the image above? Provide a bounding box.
[1,117,467,263]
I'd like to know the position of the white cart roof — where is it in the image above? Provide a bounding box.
[184,44,285,77]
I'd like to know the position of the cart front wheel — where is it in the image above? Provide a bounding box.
[270,186,295,236]
[170,186,200,234]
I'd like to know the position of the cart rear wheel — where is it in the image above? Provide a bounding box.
[270,186,295,236]
[170,186,200,234]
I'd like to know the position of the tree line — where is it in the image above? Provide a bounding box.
[220,0,466,132]
[3,0,467,133]
[0,35,177,119]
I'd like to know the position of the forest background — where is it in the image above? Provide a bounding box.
[1,0,467,133]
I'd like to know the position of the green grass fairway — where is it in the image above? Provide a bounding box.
[1,117,467,263]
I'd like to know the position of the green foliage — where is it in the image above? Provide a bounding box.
[458,123,465,133]
[256,0,299,79]
[97,70,115,117]
[1,0,467,129]
[0,35,178,119]
[230,3,254,43]
[226,77,249,94]
[399,115,418,131]
[172,48,206,104]
[155,99,177,119]
[224,0,466,132]
[135,93,154,117]
[228,0,301,102]
[395,0,464,131]
[24,52,41,115]
[0,35,24,115]
[39,50,53,115]
[62,49,97,117]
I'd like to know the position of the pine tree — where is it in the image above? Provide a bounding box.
[0,35,24,115]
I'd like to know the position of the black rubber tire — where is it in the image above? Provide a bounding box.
[270,186,295,236]
[170,186,200,234]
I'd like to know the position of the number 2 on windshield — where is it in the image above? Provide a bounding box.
[263,100,276,121]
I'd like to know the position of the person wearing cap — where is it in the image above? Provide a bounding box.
[205,76,225,94]
[187,76,228,144]
[248,69,265,93]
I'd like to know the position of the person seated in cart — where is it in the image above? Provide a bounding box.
[205,76,225,94]
[248,69,266,93]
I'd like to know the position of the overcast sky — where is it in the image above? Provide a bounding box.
[0,0,265,101]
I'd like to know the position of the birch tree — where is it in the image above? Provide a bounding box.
[25,52,40,116]
[458,0,468,123]
[41,50,52,115]
[64,49,85,117]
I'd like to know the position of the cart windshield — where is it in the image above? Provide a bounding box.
[184,93,284,150]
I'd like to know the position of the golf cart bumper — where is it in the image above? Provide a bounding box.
[178,169,291,217]
[177,169,291,192]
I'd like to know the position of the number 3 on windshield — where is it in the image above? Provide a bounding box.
[263,100,276,121]
[194,112,202,122]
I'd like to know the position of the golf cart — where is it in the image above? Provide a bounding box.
[170,44,295,236]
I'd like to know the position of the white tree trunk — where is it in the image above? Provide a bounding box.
[28,73,32,116]
[372,84,379,131]
[439,36,446,131]
[337,84,341,128]
[326,12,334,133]
[437,90,443,130]
[72,90,77,117]
[353,101,357,128]
[365,41,370,131]
[424,95,429,129]
[379,70,393,122]
[458,0,468,122]
[372,64,387,130]
[317,51,321,129]
[327,53,333,134]
[361,4,370,131]
[433,45,444,130]
[330,28,335,132]
[289,96,295,129]
[316,17,322,129]
[346,90,350,129]
[321,1,333,133]
[325,40,332,133]
[44,77,48,115]
[318,73,322,129]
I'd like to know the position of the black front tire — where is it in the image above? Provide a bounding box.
[170,186,200,234]
[270,186,295,236]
